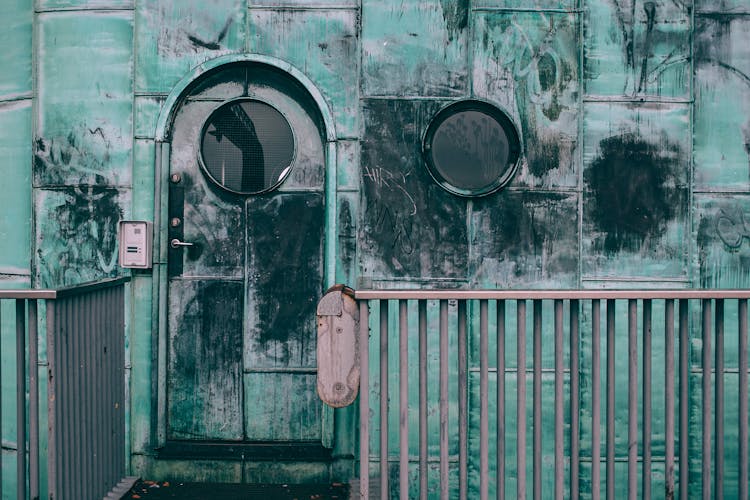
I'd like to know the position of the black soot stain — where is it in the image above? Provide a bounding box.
[586,133,683,252]
[439,0,468,42]
[338,198,355,274]
[248,194,324,349]
[177,281,243,381]
[526,136,562,178]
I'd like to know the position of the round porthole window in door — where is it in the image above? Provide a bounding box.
[199,98,296,195]
[422,100,521,197]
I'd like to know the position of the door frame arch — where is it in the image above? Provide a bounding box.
[150,54,338,447]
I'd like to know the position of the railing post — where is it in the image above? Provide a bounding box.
[29,300,40,500]
[533,300,542,500]
[554,299,564,500]
[477,299,487,500]
[418,300,428,500]
[592,299,601,499]
[16,299,27,500]
[628,299,637,500]
[380,300,389,500]
[643,299,652,500]
[679,299,689,500]
[569,299,580,500]
[739,299,748,500]
[0,302,2,500]
[496,300,506,500]
[46,299,58,500]
[665,299,675,499]
[439,300,449,500]
[359,300,370,499]
[460,299,471,500]
[702,299,712,500]
[517,299,527,499]
[399,300,409,500]
[606,299,615,500]
[715,299,724,500]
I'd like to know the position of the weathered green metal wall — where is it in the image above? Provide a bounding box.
[1,0,33,496]
[1,0,749,496]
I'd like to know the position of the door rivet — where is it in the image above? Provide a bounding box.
[170,217,181,227]
[170,173,181,183]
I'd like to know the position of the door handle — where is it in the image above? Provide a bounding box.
[170,238,194,249]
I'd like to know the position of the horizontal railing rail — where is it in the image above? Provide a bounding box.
[354,289,750,500]
[0,277,129,500]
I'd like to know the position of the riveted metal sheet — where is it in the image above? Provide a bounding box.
[37,0,133,9]
[35,11,134,187]
[360,99,469,283]
[695,194,750,289]
[135,96,165,139]
[582,102,690,280]
[249,8,359,138]
[470,188,579,289]
[474,0,575,11]
[584,0,691,98]
[135,0,246,93]
[0,0,32,99]
[694,15,750,190]
[35,188,129,288]
[362,0,468,97]
[167,279,244,440]
[133,139,156,221]
[472,11,580,189]
[0,102,32,277]
[336,191,358,284]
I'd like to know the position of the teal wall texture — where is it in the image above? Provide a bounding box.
[1,0,750,496]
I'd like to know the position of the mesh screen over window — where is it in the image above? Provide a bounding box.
[200,100,295,194]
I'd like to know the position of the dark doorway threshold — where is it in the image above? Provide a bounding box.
[122,479,350,500]
[156,440,334,461]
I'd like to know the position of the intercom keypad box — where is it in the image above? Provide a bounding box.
[118,221,153,269]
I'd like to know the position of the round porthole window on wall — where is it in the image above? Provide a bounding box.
[422,100,522,197]
[199,98,296,195]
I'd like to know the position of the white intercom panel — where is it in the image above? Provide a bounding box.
[118,221,153,269]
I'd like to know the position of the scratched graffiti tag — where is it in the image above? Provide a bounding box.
[363,165,418,257]
[716,208,750,250]
[363,165,417,216]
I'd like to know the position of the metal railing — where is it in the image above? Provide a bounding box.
[0,277,129,500]
[355,289,750,499]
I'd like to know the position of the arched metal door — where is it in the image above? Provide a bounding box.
[164,63,327,451]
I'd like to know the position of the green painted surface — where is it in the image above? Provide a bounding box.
[0,0,746,494]
[581,102,691,280]
[37,0,133,9]
[694,15,750,190]
[472,11,580,190]
[248,8,359,138]
[584,0,691,98]
[0,0,32,99]
[362,0,468,97]
[475,0,574,10]
[133,139,156,221]
[129,274,154,454]
[135,97,165,140]
[0,102,32,277]
[35,187,129,287]
[135,0,246,93]
[36,11,134,188]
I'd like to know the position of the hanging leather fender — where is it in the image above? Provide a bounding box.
[316,284,360,408]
